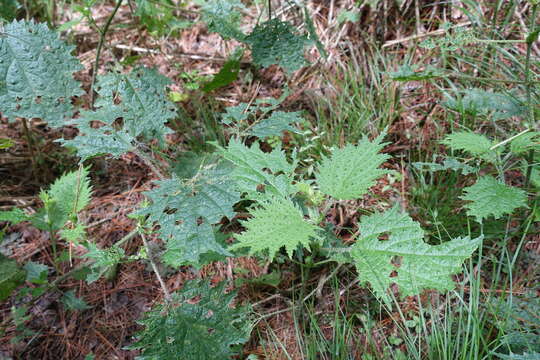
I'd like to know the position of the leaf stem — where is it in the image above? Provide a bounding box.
[140,231,172,302]
[89,0,123,108]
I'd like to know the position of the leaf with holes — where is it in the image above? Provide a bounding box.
[0,20,83,127]
[213,138,297,201]
[137,163,240,267]
[351,206,481,304]
[199,0,245,40]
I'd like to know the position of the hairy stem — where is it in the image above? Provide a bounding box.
[89,0,123,108]
[140,231,172,302]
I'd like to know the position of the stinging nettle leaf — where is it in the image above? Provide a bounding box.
[214,138,297,201]
[129,280,251,360]
[230,197,319,259]
[460,176,528,222]
[0,20,83,127]
[137,164,240,268]
[59,67,176,160]
[244,19,310,74]
[199,0,246,40]
[351,206,481,303]
[249,111,303,139]
[47,167,92,218]
[442,131,496,162]
[315,132,391,200]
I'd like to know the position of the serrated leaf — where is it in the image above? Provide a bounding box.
[249,111,302,139]
[82,242,125,283]
[0,208,28,224]
[244,19,309,73]
[510,131,540,154]
[493,353,540,360]
[60,67,176,159]
[61,290,91,311]
[94,67,176,141]
[442,132,495,161]
[47,167,92,217]
[214,138,297,200]
[129,280,251,360]
[443,89,525,120]
[60,223,86,244]
[161,221,231,268]
[137,165,240,267]
[351,206,481,303]
[24,261,49,284]
[461,176,528,222]
[315,132,390,200]
[0,20,83,126]
[58,107,135,161]
[199,0,245,40]
[230,197,318,259]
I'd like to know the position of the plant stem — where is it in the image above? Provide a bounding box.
[21,118,39,178]
[140,231,172,302]
[524,4,538,190]
[133,148,166,180]
[89,0,123,108]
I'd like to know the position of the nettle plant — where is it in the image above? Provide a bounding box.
[0,16,504,358]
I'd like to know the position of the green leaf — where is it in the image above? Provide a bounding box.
[24,261,49,284]
[214,138,297,201]
[137,164,240,267]
[0,208,28,224]
[389,64,444,82]
[493,353,540,360]
[202,49,243,93]
[82,242,125,283]
[0,138,14,149]
[0,254,24,301]
[230,197,319,259]
[93,67,176,141]
[0,0,19,21]
[60,67,176,159]
[47,167,92,217]
[460,176,528,222]
[58,107,135,161]
[129,280,251,360]
[0,20,83,126]
[443,89,525,120]
[61,290,91,311]
[199,0,245,40]
[350,206,481,303]
[510,131,540,154]
[315,132,391,200]
[244,19,309,73]
[60,223,86,244]
[442,132,495,161]
[249,111,302,139]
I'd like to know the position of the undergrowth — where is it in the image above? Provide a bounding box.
[0,0,538,359]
